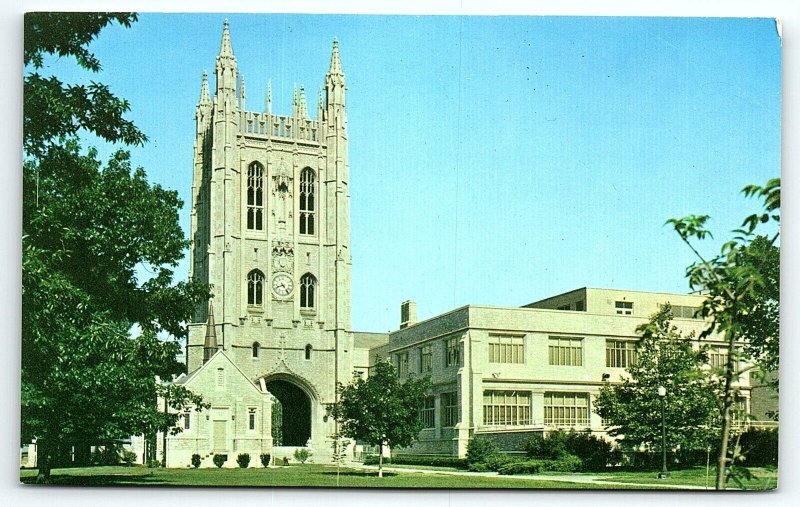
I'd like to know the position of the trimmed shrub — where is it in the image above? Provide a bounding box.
[191,454,201,468]
[498,460,541,475]
[738,427,778,467]
[364,454,468,469]
[526,430,620,471]
[294,448,312,464]
[466,436,496,466]
[121,450,137,466]
[236,453,251,468]
[213,454,227,468]
[524,433,567,460]
[260,453,271,467]
[498,455,582,475]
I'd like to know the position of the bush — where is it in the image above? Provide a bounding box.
[363,454,468,469]
[121,450,137,466]
[260,453,271,467]
[525,430,620,471]
[212,454,227,468]
[236,453,251,468]
[191,454,201,468]
[738,427,778,467]
[498,454,582,475]
[293,448,312,464]
[466,436,496,465]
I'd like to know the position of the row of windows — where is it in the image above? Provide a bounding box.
[181,408,260,432]
[247,270,317,308]
[250,343,313,360]
[394,339,461,376]
[247,163,316,234]
[417,392,460,429]
[480,390,591,428]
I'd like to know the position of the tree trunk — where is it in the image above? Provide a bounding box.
[715,334,737,490]
[36,440,52,484]
[378,443,383,478]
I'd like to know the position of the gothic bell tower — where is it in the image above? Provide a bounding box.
[186,21,353,452]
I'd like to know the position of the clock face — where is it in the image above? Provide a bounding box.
[272,273,294,297]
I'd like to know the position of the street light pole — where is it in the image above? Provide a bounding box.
[658,386,669,479]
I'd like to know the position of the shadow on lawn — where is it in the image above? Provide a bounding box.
[21,473,168,487]
[320,470,398,478]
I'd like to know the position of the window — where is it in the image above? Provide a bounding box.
[247,270,265,306]
[557,304,570,311]
[247,162,264,231]
[606,340,636,368]
[575,300,585,311]
[299,168,315,235]
[398,352,409,376]
[483,390,531,426]
[419,396,435,428]
[670,305,701,319]
[305,344,313,360]
[445,337,461,367]
[488,335,524,364]
[252,342,260,358]
[183,411,191,430]
[441,392,459,427]
[548,337,583,366]
[544,392,590,428]
[615,301,633,315]
[216,368,225,390]
[248,408,257,431]
[300,273,317,309]
[420,345,432,373]
[707,345,729,369]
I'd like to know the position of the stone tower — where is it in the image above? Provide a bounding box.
[187,21,353,453]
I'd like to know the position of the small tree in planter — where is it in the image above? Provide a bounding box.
[191,454,201,468]
[260,453,271,467]
[293,448,312,464]
[236,453,251,468]
[212,454,227,468]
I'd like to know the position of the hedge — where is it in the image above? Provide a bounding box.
[363,454,468,469]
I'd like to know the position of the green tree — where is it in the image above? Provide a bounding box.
[667,178,780,489]
[594,306,721,455]
[328,360,431,477]
[22,13,208,482]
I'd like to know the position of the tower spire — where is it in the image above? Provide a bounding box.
[265,80,272,114]
[215,19,237,95]
[298,85,308,118]
[199,70,211,105]
[219,18,234,59]
[203,301,219,363]
[328,38,344,80]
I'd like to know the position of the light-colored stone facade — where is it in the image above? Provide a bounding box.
[167,21,361,465]
[388,288,755,458]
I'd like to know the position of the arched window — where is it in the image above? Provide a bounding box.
[247,162,264,231]
[305,344,312,360]
[300,273,316,309]
[247,270,264,306]
[252,342,260,358]
[299,168,315,235]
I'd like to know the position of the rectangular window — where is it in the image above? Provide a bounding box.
[420,345,432,373]
[445,337,461,367]
[419,396,435,428]
[575,299,585,311]
[544,392,590,428]
[606,340,637,368]
[707,345,729,369]
[615,301,633,315]
[488,335,524,364]
[398,352,409,376]
[672,305,701,319]
[557,304,570,311]
[441,392,459,427]
[248,408,257,431]
[482,390,531,426]
[183,411,191,430]
[216,368,225,390]
[548,337,583,366]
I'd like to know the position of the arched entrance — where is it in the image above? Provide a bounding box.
[266,378,312,446]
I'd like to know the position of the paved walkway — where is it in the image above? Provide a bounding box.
[352,463,715,490]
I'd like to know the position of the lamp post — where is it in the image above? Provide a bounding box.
[657,386,669,479]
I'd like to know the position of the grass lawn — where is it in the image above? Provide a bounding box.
[588,466,778,490]
[19,464,655,489]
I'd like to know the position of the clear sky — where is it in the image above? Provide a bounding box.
[43,14,781,334]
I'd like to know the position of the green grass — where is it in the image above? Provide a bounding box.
[19,465,654,489]
[592,466,778,490]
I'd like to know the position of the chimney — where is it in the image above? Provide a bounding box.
[400,300,417,329]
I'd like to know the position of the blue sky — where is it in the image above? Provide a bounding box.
[42,14,781,333]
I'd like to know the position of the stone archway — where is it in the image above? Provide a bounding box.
[265,378,312,446]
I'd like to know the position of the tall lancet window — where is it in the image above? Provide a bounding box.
[248,270,265,306]
[299,168,315,235]
[300,273,317,310]
[247,162,265,231]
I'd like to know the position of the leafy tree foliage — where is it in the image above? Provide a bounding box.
[328,360,431,477]
[667,178,779,489]
[594,306,721,454]
[22,13,209,482]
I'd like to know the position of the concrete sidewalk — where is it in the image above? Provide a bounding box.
[352,463,716,490]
